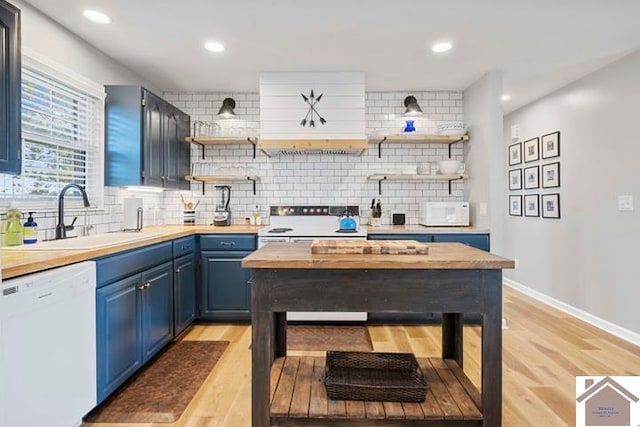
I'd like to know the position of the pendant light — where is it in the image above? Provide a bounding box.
[217,98,237,118]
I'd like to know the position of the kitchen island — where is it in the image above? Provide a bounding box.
[242,242,514,427]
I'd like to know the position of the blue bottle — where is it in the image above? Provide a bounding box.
[23,211,38,244]
[403,120,416,133]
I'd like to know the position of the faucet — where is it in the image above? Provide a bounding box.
[55,183,90,239]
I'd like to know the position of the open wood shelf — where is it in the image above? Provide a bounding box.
[185,175,259,195]
[369,134,468,159]
[367,174,467,195]
[270,356,482,426]
[185,136,267,159]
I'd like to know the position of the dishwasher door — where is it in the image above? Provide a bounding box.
[0,261,97,427]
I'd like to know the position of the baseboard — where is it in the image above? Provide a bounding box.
[504,278,640,347]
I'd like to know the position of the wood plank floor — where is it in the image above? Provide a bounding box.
[83,286,640,427]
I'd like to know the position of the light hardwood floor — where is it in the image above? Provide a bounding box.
[83,286,640,427]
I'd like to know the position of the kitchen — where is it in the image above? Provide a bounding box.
[1,1,640,427]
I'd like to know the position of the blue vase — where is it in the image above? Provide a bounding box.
[403,120,416,133]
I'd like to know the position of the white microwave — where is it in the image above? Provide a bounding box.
[419,202,470,226]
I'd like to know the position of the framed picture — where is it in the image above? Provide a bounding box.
[524,165,539,189]
[541,162,560,188]
[523,138,539,163]
[508,143,522,166]
[509,169,522,190]
[541,131,560,159]
[541,193,561,218]
[524,194,539,217]
[509,195,522,216]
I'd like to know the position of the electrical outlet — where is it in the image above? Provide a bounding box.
[511,124,520,140]
[479,202,488,217]
[514,259,519,268]
[618,195,634,211]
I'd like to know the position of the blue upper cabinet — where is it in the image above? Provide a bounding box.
[0,0,21,175]
[105,86,190,189]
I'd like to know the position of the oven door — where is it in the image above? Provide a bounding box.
[288,236,368,322]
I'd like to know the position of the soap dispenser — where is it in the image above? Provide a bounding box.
[4,204,23,246]
[23,212,38,244]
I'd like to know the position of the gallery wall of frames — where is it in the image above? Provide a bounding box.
[508,131,561,219]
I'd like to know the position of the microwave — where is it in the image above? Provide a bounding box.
[419,202,470,226]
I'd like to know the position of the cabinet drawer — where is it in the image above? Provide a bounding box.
[96,242,173,287]
[432,234,490,251]
[200,234,256,251]
[173,236,195,258]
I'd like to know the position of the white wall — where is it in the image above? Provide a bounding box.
[163,91,466,226]
[463,71,504,254]
[503,50,640,335]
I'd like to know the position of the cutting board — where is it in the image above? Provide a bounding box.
[311,240,429,255]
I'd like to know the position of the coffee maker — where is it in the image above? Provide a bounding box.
[213,185,232,226]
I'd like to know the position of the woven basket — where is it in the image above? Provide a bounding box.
[323,351,429,402]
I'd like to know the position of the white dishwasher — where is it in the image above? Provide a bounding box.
[0,261,97,427]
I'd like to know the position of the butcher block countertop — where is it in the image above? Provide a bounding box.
[242,242,514,270]
[364,225,489,234]
[1,224,262,279]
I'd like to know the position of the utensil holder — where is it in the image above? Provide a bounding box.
[183,210,196,226]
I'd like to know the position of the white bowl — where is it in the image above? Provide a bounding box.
[438,160,463,175]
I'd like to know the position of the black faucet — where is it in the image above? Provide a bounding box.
[55,183,91,239]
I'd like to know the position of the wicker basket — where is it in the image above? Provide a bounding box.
[323,351,429,402]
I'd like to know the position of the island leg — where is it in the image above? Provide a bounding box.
[252,275,274,427]
[481,270,503,427]
[274,312,287,358]
[442,313,463,368]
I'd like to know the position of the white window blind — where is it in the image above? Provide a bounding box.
[2,57,105,209]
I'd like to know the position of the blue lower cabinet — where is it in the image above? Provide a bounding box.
[141,262,174,363]
[174,254,197,336]
[432,233,490,251]
[368,234,434,242]
[201,251,253,322]
[96,274,143,403]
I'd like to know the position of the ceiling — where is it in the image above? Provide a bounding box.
[25,0,640,113]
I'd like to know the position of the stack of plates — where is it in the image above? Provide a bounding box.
[436,122,467,136]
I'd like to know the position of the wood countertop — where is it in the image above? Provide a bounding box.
[363,225,490,234]
[1,224,262,279]
[242,242,514,270]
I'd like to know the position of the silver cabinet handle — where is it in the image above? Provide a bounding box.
[137,285,146,291]
[220,241,235,247]
[176,268,181,274]
[144,283,151,289]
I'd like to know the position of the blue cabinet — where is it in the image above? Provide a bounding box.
[95,243,174,403]
[432,233,490,251]
[141,262,173,362]
[96,274,143,402]
[174,254,196,336]
[200,234,256,322]
[0,1,21,174]
[368,233,434,243]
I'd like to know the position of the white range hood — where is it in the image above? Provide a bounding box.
[259,72,367,155]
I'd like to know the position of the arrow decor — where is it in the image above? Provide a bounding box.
[300,89,327,127]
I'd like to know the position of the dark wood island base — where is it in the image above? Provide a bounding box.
[243,242,514,427]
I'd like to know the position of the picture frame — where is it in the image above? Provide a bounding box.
[524,165,539,190]
[541,193,561,219]
[541,162,560,188]
[541,131,560,159]
[509,195,522,216]
[524,194,539,217]
[509,169,522,190]
[523,138,539,163]
[508,143,522,166]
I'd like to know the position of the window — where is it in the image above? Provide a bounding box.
[0,53,105,209]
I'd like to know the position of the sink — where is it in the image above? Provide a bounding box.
[3,231,165,251]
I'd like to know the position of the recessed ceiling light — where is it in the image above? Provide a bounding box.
[432,42,452,53]
[204,41,225,53]
[502,94,511,101]
[82,10,111,24]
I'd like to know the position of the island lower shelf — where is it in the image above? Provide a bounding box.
[270,356,482,426]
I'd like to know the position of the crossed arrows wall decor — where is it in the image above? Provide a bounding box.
[300,89,327,127]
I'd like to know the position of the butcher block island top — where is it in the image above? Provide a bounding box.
[242,241,514,269]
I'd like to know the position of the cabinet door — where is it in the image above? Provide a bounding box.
[141,261,174,363]
[142,90,165,187]
[0,1,21,174]
[432,234,490,251]
[174,254,196,336]
[164,105,180,188]
[201,251,252,321]
[96,274,143,403]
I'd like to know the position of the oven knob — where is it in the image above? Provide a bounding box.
[323,208,328,213]
[303,208,308,213]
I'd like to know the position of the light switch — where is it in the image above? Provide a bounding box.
[479,202,488,217]
[511,124,520,140]
[618,195,634,211]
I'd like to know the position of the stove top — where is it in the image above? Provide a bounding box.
[258,205,366,238]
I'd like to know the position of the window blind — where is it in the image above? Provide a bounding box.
[6,65,104,207]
